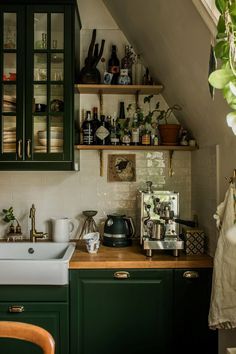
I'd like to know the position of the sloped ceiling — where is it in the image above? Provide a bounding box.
[102,0,232,147]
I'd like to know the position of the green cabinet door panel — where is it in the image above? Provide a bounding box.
[0,1,80,170]
[70,269,173,354]
[174,268,218,354]
[0,302,69,354]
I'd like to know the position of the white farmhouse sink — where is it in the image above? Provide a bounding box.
[0,242,75,285]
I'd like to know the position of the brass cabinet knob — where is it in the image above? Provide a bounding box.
[8,305,25,313]
[114,271,130,279]
[183,271,199,279]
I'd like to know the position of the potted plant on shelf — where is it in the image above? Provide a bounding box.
[143,95,182,145]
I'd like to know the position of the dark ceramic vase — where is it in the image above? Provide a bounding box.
[78,67,101,84]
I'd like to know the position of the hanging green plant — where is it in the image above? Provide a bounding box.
[208,0,236,133]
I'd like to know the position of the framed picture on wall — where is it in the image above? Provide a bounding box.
[107,154,136,182]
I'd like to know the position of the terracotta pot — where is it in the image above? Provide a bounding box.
[159,124,181,146]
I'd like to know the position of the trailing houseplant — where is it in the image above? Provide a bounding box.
[143,95,182,145]
[208,0,236,134]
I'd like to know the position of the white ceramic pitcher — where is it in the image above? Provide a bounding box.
[51,217,76,242]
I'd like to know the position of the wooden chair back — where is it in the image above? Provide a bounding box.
[0,321,55,354]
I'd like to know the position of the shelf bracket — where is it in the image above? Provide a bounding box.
[99,149,104,177]
[168,150,174,177]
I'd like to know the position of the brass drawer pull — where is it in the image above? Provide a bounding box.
[114,271,130,279]
[17,139,23,159]
[26,139,31,158]
[183,271,199,279]
[8,305,25,313]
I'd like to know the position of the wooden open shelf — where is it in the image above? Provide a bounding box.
[75,145,196,151]
[75,84,164,95]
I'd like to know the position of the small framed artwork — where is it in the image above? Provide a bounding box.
[107,154,136,182]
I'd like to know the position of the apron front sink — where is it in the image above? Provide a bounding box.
[0,242,75,285]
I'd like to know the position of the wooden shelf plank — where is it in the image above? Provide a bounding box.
[75,84,164,95]
[75,145,197,151]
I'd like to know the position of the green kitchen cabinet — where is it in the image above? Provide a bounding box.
[0,0,80,170]
[174,268,218,354]
[70,268,218,354]
[0,285,69,354]
[70,269,173,354]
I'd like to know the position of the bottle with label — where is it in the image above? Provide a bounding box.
[108,45,120,85]
[131,113,140,145]
[141,123,151,145]
[110,117,120,145]
[121,45,133,82]
[133,54,143,85]
[92,107,100,145]
[117,102,126,143]
[95,115,110,145]
[82,110,94,145]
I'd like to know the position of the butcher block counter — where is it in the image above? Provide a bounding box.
[69,243,213,269]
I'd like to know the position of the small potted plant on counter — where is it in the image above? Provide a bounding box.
[1,206,22,237]
[143,95,182,145]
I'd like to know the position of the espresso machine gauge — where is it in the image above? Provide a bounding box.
[138,181,184,257]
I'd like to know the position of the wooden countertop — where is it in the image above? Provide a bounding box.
[69,244,213,269]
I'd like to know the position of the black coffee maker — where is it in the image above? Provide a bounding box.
[103,214,135,247]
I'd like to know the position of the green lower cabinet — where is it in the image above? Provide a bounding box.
[174,268,218,354]
[0,286,69,354]
[70,269,173,354]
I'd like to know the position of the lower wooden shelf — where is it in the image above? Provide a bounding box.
[75,145,197,151]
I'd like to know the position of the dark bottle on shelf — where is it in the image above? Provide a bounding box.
[110,117,120,145]
[108,45,120,85]
[121,45,132,83]
[82,110,94,145]
[95,115,110,145]
[93,107,100,145]
[118,101,126,144]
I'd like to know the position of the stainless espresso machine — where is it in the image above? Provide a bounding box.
[138,181,184,257]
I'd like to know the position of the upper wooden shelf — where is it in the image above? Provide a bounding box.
[75,145,196,151]
[75,84,164,95]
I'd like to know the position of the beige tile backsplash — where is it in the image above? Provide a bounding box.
[0,151,191,240]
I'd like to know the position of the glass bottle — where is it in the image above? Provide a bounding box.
[108,45,120,85]
[95,115,110,145]
[82,110,94,145]
[92,107,100,145]
[134,54,143,85]
[141,123,151,145]
[121,45,133,82]
[118,102,126,143]
[110,116,120,145]
[131,113,140,145]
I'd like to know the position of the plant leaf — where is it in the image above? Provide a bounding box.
[209,68,235,89]
[214,40,229,60]
[215,0,227,14]
[217,14,226,33]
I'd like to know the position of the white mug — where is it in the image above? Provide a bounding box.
[51,217,75,243]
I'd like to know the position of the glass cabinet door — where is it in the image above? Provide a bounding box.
[30,11,65,159]
[0,12,18,160]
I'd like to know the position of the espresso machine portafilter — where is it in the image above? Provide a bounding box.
[138,181,184,257]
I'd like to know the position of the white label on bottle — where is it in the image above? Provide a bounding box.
[132,128,139,143]
[83,127,93,144]
[96,126,109,140]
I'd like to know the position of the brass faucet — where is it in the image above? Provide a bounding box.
[29,204,48,242]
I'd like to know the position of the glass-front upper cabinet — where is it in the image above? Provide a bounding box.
[0,2,79,170]
[1,12,18,158]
